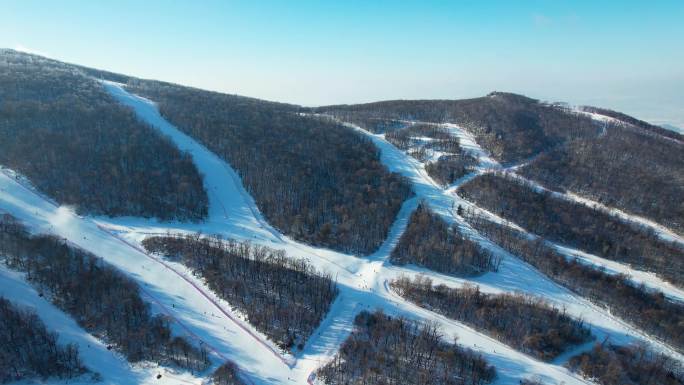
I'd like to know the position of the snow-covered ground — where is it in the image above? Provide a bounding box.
[0,254,206,385]
[0,170,292,385]
[442,122,500,170]
[362,116,684,300]
[503,171,684,247]
[459,172,684,301]
[342,121,683,356]
[0,83,681,385]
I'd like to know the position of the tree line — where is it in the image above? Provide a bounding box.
[126,79,413,255]
[316,310,496,385]
[0,296,87,383]
[568,343,683,385]
[143,234,339,351]
[391,203,501,276]
[318,92,602,164]
[521,125,684,235]
[459,173,683,287]
[385,123,460,153]
[391,275,592,361]
[328,114,410,134]
[211,361,246,385]
[426,154,478,186]
[0,214,210,372]
[579,105,683,141]
[0,49,208,221]
[464,211,684,353]
[384,123,477,186]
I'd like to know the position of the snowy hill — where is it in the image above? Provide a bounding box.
[1,49,682,385]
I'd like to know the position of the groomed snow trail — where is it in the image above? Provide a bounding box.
[0,266,140,385]
[353,117,684,301]
[0,241,210,385]
[457,167,684,302]
[1,83,680,385]
[95,86,609,384]
[0,171,290,385]
[339,118,684,361]
[504,171,684,247]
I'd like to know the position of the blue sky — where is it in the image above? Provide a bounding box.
[3,0,683,127]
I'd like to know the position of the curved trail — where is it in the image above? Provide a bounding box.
[347,117,684,301]
[1,84,680,385]
[97,90,684,380]
[96,88,609,384]
[337,117,684,359]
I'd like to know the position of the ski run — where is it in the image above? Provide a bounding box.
[0,81,680,385]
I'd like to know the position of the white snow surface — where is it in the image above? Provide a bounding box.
[0,82,681,385]
[374,116,684,300]
[340,116,684,301]
[504,171,684,247]
[0,265,208,385]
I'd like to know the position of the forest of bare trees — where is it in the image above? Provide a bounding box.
[316,310,496,385]
[425,154,477,186]
[0,214,210,372]
[329,114,409,134]
[211,361,246,385]
[0,297,87,383]
[318,92,602,164]
[143,235,338,351]
[383,123,477,185]
[391,203,500,275]
[126,79,412,255]
[579,106,683,141]
[3,49,683,385]
[0,49,208,221]
[391,275,592,360]
[385,124,460,153]
[465,212,684,352]
[521,126,684,234]
[568,343,683,385]
[459,173,683,287]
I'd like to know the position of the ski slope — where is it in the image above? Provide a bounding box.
[0,171,291,385]
[341,120,683,355]
[0,83,682,384]
[357,116,684,300]
[452,171,684,302]
[0,266,161,385]
[503,171,684,247]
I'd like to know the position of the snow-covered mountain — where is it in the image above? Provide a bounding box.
[1,49,682,385]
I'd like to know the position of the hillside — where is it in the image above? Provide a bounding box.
[0,49,208,221]
[317,92,604,164]
[122,79,413,254]
[320,93,684,235]
[0,49,682,385]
